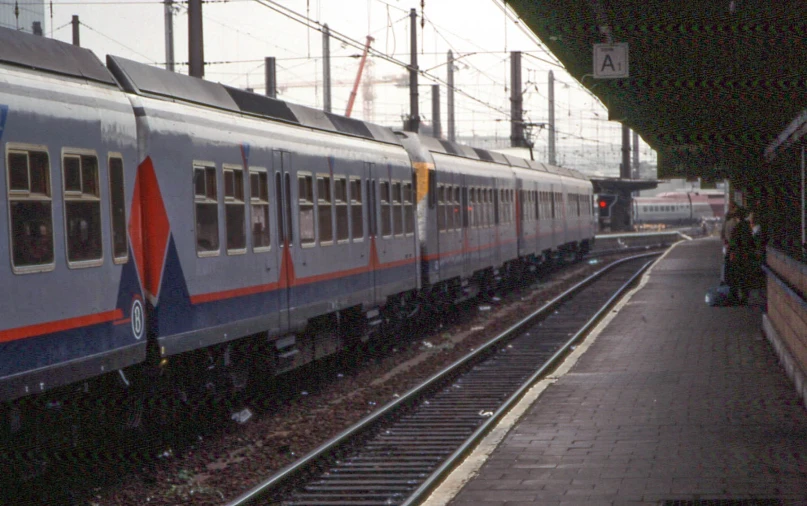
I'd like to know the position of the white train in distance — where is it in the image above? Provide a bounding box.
[632,190,726,227]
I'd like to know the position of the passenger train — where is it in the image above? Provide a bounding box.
[632,191,725,227]
[0,28,595,433]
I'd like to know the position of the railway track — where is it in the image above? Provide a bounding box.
[227,253,660,506]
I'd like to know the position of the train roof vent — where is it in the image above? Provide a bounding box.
[473,148,494,162]
[224,86,299,124]
[438,139,460,155]
[0,26,115,85]
[107,55,239,111]
[503,154,530,168]
[324,112,374,139]
[365,124,402,144]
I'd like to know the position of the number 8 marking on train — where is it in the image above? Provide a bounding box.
[131,299,144,340]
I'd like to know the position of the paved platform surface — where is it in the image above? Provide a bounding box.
[433,238,807,506]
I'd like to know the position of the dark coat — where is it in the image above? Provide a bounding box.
[726,219,756,290]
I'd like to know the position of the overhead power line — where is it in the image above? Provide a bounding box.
[251,0,512,119]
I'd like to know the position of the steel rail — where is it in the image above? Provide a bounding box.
[400,254,658,506]
[225,252,661,506]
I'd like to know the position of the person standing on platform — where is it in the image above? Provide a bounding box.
[720,202,739,283]
[725,207,755,305]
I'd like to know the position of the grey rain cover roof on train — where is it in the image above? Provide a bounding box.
[0,26,115,85]
[106,55,401,145]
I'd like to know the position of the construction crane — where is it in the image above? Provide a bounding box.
[345,35,374,118]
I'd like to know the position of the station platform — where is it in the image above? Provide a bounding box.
[424,237,807,506]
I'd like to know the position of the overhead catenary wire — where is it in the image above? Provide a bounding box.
[251,0,512,119]
[78,20,158,63]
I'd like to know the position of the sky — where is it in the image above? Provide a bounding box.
[5,0,657,177]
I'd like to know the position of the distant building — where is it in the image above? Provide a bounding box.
[0,1,45,35]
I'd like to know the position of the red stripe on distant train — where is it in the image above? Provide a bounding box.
[0,309,124,343]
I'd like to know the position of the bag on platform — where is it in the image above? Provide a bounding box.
[705,283,732,306]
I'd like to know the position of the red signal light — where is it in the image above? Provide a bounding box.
[599,200,607,208]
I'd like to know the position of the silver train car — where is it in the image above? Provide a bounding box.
[632,191,725,226]
[0,28,595,433]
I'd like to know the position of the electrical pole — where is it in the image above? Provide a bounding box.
[632,130,640,178]
[164,0,175,72]
[323,24,332,113]
[71,15,79,46]
[447,50,455,142]
[406,8,419,133]
[265,57,276,98]
[510,51,523,148]
[188,0,204,78]
[548,70,556,165]
[431,84,441,139]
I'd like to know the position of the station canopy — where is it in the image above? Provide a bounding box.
[508,1,807,180]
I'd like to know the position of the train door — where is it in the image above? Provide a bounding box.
[364,162,377,304]
[273,150,293,332]
[462,176,477,278]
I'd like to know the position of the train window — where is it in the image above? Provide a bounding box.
[484,188,490,227]
[8,148,54,271]
[500,189,508,224]
[108,156,128,263]
[462,188,469,229]
[550,192,556,219]
[521,190,527,222]
[537,191,542,220]
[194,164,220,255]
[498,189,503,225]
[250,168,271,251]
[63,153,102,266]
[437,184,446,232]
[404,182,414,235]
[335,176,348,242]
[275,172,285,245]
[449,185,458,230]
[349,177,363,242]
[392,181,403,237]
[452,186,460,231]
[468,188,476,228]
[317,176,332,245]
[298,174,315,247]
[379,180,392,237]
[224,165,246,254]
[317,175,333,245]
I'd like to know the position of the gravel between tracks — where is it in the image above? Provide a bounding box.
[85,255,632,506]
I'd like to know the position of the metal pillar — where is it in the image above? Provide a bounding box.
[323,24,332,113]
[632,130,640,178]
[188,0,204,78]
[32,21,42,36]
[510,51,524,147]
[164,0,175,72]
[621,124,631,179]
[431,84,441,138]
[71,15,79,46]
[548,70,556,165]
[407,8,419,133]
[265,57,277,98]
[447,50,455,142]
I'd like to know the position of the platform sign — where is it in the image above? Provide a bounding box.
[594,43,629,78]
